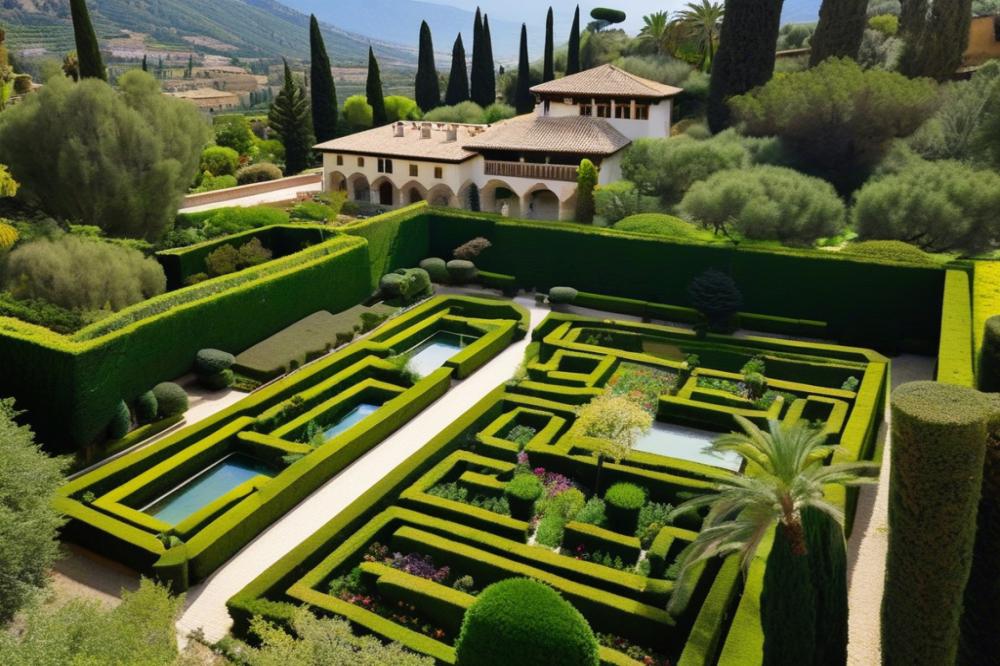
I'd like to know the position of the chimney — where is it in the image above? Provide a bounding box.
[446,124,458,142]
[393,122,405,138]
[420,122,432,139]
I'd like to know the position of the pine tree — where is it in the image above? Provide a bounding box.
[898,0,973,81]
[575,159,597,224]
[70,0,105,80]
[309,15,338,142]
[471,8,487,106]
[543,7,555,82]
[141,55,147,72]
[416,21,441,112]
[567,5,581,75]
[810,0,868,66]
[446,34,470,105]
[269,60,314,175]
[760,524,817,666]
[706,0,783,133]
[482,14,496,106]
[515,24,533,114]
[366,47,388,127]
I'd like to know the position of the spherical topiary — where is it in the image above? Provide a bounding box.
[0,221,19,251]
[153,382,189,418]
[236,162,283,185]
[447,259,478,285]
[107,400,132,440]
[199,369,235,391]
[883,382,993,666]
[505,473,544,520]
[548,287,579,305]
[194,348,235,376]
[419,257,450,284]
[980,316,1000,393]
[135,390,158,424]
[687,268,743,332]
[454,578,599,666]
[604,482,646,534]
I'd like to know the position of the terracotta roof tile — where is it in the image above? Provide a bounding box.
[463,115,631,155]
[530,64,683,99]
[314,122,485,162]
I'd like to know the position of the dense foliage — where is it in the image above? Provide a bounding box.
[269,60,314,175]
[594,181,657,224]
[70,0,104,80]
[612,213,703,239]
[446,35,470,106]
[0,72,209,239]
[213,114,255,156]
[575,159,597,224]
[423,101,514,124]
[309,15,338,143]
[897,0,973,81]
[810,0,868,65]
[3,235,166,311]
[416,21,441,112]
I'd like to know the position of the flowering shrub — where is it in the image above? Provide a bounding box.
[596,633,672,666]
[390,552,451,584]
[606,363,678,414]
[573,393,653,464]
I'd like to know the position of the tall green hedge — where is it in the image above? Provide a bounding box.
[979,315,1000,392]
[883,381,992,666]
[938,269,975,387]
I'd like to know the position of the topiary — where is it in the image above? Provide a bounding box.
[454,578,599,666]
[687,268,743,332]
[613,213,702,239]
[236,162,283,185]
[505,473,543,520]
[106,400,132,440]
[380,268,433,304]
[447,259,478,285]
[199,369,235,391]
[419,257,450,283]
[604,482,646,534]
[0,221,18,251]
[194,348,236,376]
[979,316,1000,393]
[134,391,158,424]
[153,382,189,418]
[548,287,579,305]
[841,240,936,265]
[883,382,993,666]
[454,237,492,260]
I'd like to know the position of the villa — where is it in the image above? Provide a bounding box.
[315,64,682,220]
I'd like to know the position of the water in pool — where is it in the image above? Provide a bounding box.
[405,331,472,377]
[323,403,380,439]
[142,454,274,525]
[634,422,743,471]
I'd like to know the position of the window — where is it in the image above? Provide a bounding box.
[336,155,344,166]
[614,104,631,120]
[409,164,419,177]
[579,104,593,117]
[635,105,650,120]
[434,167,443,179]
[378,158,394,174]
[357,157,365,167]
[595,103,611,118]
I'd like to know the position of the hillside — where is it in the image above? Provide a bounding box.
[1,0,416,65]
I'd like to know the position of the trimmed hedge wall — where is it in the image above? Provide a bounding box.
[937,270,975,387]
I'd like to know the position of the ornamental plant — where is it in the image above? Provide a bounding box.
[572,393,653,494]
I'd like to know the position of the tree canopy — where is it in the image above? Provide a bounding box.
[309,15,338,142]
[446,34,470,105]
[269,60,314,175]
[416,21,441,112]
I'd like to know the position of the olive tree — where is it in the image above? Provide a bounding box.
[0,71,209,239]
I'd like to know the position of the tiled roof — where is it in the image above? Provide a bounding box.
[530,64,683,99]
[314,122,485,162]
[463,115,631,155]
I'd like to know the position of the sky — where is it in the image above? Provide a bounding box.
[423,1,690,34]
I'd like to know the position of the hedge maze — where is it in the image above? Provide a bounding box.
[229,313,887,665]
[55,296,528,590]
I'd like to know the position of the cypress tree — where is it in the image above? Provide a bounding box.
[366,47,388,127]
[567,5,581,75]
[186,54,193,79]
[471,8,487,106]
[141,54,147,72]
[899,0,928,37]
[269,60,315,175]
[467,183,481,211]
[898,0,972,81]
[760,524,817,666]
[416,21,441,112]
[543,7,555,82]
[803,508,847,666]
[446,34,470,105]
[70,0,105,81]
[515,24,533,114]
[810,0,868,66]
[482,14,496,106]
[575,159,597,223]
[309,15,338,143]
[706,0,784,133]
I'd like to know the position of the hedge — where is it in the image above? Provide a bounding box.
[883,382,992,666]
[973,262,1000,385]
[938,269,975,387]
[979,315,1000,393]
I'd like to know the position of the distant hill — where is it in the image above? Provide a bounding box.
[1,0,416,65]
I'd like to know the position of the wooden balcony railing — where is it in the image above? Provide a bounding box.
[484,160,578,182]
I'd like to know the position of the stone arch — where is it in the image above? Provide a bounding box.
[427,183,458,207]
[523,183,561,220]
[371,176,398,207]
[481,179,522,217]
[327,171,348,193]
[400,180,430,206]
[348,173,371,203]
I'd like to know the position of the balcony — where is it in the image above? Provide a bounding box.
[484,160,578,183]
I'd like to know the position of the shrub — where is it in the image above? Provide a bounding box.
[687,269,743,331]
[505,473,544,520]
[193,172,238,193]
[604,482,646,534]
[883,382,992,666]
[152,382,188,418]
[482,103,516,123]
[236,162,283,185]
[0,221,18,250]
[453,237,492,260]
[199,369,235,391]
[0,72,210,240]
[379,268,433,304]
[194,349,235,376]
[576,159,598,224]
[613,213,702,239]
[853,160,1000,255]
[868,14,899,36]
[134,391,158,424]
[423,101,486,124]
[979,316,1000,392]
[679,166,846,245]
[454,578,599,666]
[419,257,449,283]
[593,181,657,224]
[548,287,578,305]
[841,240,936,265]
[385,95,423,122]
[214,114,255,156]
[200,146,240,177]
[636,501,673,548]
[205,238,273,277]
[342,94,374,130]
[575,497,608,527]
[106,400,131,440]
[3,236,166,311]
[534,512,568,547]
[447,259,478,285]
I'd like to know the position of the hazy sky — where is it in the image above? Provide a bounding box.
[424,1,689,34]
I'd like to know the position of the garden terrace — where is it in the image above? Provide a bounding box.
[229,313,886,665]
[54,296,528,590]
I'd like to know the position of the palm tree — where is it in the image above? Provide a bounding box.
[638,12,672,55]
[667,416,875,614]
[674,1,725,72]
